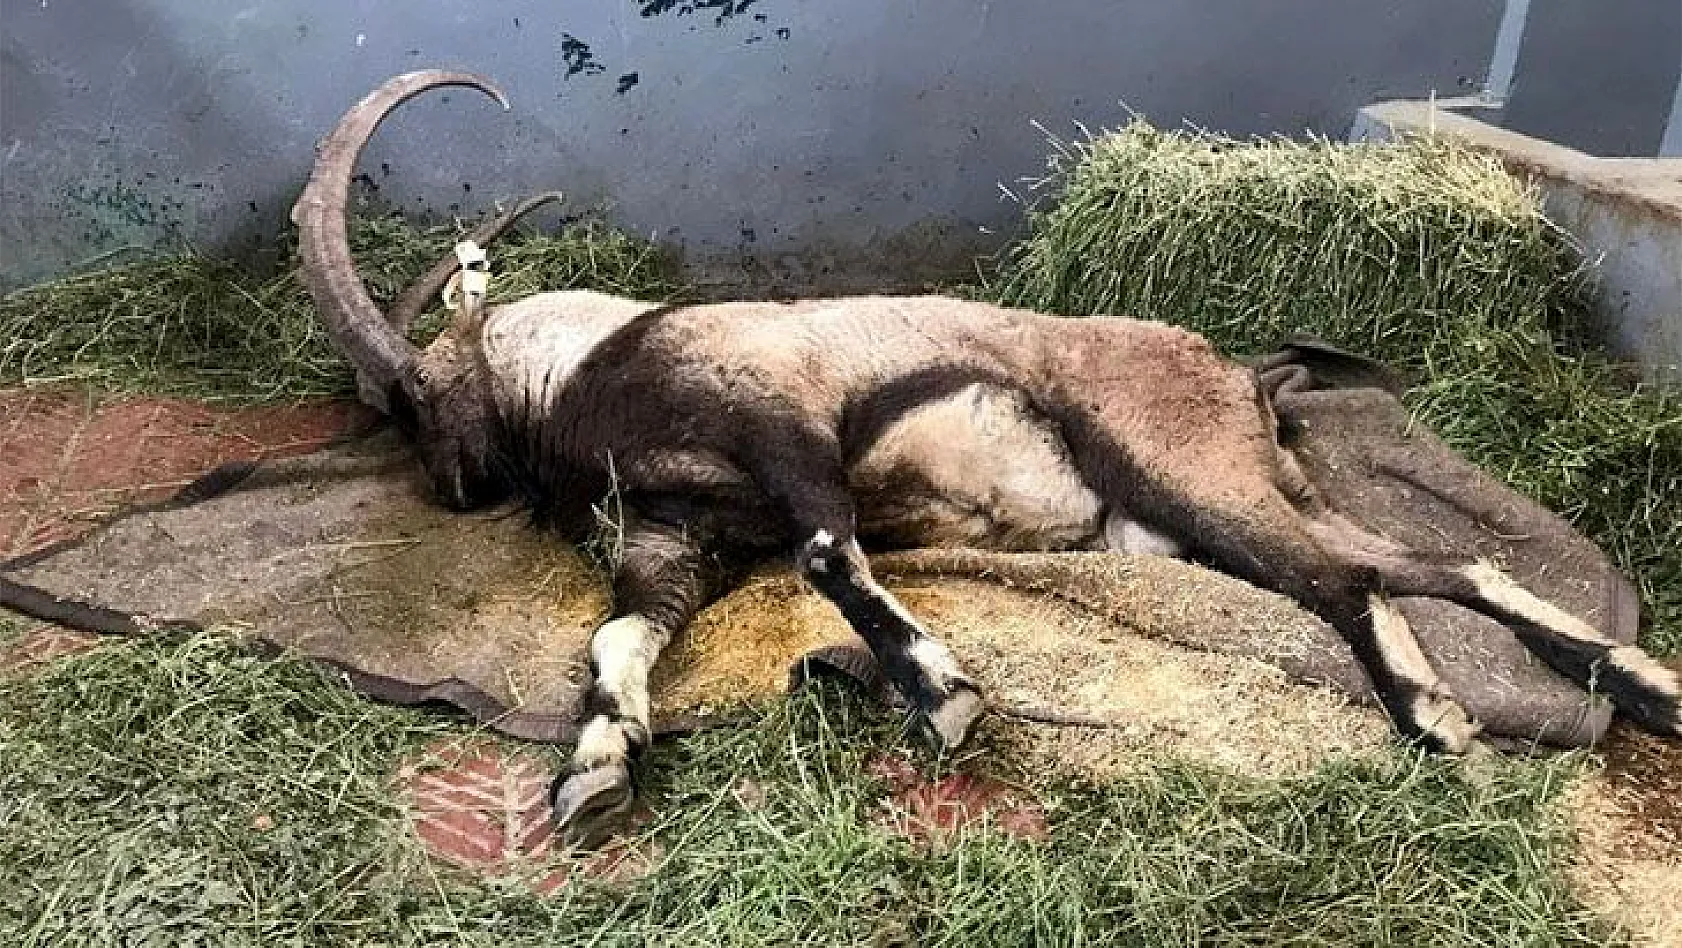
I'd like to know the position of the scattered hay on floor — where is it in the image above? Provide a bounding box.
[0,209,678,402]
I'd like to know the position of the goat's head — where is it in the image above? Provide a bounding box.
[404,327,508,509]
[291,70,513,510]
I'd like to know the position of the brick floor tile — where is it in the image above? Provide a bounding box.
[0,387,368,559]
[0,625,103,674]
[397,740,661,894]
[867,752,1050,848]
[399,743,561,872]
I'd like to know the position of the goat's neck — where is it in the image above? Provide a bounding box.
[478,290,653,422]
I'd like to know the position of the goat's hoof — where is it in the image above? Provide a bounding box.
[1418,715,1483,756]
[926,684,986,751]
[1404,687,1482,755]
[1619,697,1682,739]
[551,762,634,851]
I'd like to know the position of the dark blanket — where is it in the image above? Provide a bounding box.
[1,346,1637,748]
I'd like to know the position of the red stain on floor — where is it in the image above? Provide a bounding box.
[1595,719,1682,860]
[867,753,1050,848]
[0,387,373,559]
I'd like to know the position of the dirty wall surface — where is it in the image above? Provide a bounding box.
[0,0,1548,291]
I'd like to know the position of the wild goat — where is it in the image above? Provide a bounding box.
[293,70,1680,847]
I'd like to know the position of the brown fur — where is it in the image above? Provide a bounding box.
[295,71,1679,847]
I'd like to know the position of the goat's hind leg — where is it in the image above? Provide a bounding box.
[1133,493,1483,752]
[1357,589,1485,752]
[1046,347,1479,753]
[552,515,720,848]
[1361,550,1681,737]
[1473,565,1678,735]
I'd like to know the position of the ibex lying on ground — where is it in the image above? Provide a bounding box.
[293,70,1680,847]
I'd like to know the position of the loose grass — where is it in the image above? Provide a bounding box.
[0,134,1667,944]
[987,125,1682,656]
[0,628,1614,946]
[0,209,679,402]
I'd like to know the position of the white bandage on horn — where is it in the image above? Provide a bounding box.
[442,239,491,311]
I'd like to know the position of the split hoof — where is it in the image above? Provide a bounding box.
[1415,711,1483,756]
[552,762,635,851]
[926,685,986,752]
[1401,686,1482,756]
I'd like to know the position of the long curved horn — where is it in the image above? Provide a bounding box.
[387,190,564,336]
[291,70,510,414]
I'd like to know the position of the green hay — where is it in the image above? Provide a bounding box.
[986,124,1682,656]
[0,210,680,402]
[0,143,1662,945]
[0,629,1614,946]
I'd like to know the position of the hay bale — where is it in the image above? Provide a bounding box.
[989,125,1580,364]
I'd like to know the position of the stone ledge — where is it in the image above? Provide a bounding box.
[1351,99,1682,381]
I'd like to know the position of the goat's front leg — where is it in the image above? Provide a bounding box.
[747,432,987,749]
[798,527,986,749]
[552,515,718,849]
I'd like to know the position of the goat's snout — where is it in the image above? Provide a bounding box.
[418,428,507,511]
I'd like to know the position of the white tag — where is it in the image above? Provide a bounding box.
[442,240,491,311]
[454,239,488,269]
[458,268,490,297]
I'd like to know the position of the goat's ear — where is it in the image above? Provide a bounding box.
[1275,335,1408,396]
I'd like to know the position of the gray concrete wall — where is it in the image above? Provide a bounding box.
[1491,0,1682,157]
[6,2,1679,293]
[3,0,1511,292]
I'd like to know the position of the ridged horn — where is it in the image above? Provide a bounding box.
[387,190,564,336]
[290,69,510,414]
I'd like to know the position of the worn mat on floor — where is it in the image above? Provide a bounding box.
[0,360,1641,749]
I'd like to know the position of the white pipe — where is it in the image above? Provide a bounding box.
[1481,0,1531,106]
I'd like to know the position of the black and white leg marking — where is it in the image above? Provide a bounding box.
[1306,516,1675,742]
[1337,541,1680,738]
[553,516,718,848]
[1117,495,1481,754]
[799,529,984,749]
[573,614,670,768]
[721,403,984,746]
[1457,563,1680,736]
[551,614,669,848]
[1363,593,1482,752]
